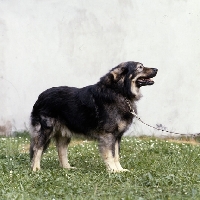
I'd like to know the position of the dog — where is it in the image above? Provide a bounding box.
[30,61,157,172]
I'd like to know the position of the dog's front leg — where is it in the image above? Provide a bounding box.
[114,139,129,172]
[98,133,119,172]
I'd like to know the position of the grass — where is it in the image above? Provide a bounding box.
[1,133,200,199]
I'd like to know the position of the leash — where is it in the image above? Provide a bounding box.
[125,98,200,138]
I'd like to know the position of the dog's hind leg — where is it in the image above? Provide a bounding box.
[55,127,75,169]
[30,117,53,171]
[55,135,74,169]
[98,133,119,172]
[30,131,52,171]
[31,145,43,171]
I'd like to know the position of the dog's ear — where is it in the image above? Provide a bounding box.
[110,62,128,80]
[100,62,129,86]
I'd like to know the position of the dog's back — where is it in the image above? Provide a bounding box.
[31,86,98,132]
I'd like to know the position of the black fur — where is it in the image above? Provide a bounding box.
[30,61,157,172]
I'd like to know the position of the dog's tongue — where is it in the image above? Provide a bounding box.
[140,77,153,82]
[147,78,154,83]
[148,78,154,82]
[137,77,154,86]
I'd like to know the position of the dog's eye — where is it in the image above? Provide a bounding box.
[137,65,143,72]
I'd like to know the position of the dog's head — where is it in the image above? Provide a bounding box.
[101,61,158,100]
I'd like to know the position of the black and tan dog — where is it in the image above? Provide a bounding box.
[30,61,157,172]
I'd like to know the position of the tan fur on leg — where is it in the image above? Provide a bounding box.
[101,148,118,172]
[114,141,129,172]
[32,148,43,171]
[57,145,74,169]
[56,137,75,169]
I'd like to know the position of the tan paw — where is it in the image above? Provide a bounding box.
[63,165,76,170]
[32,165,41,172]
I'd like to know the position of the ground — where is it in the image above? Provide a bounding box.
[0,133,200,199]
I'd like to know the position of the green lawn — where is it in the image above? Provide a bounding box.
[0,133,200,199]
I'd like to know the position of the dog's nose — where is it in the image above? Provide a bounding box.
[153,68,158,73]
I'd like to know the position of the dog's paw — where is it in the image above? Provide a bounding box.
[31,162,41,172]
[32,166,41,172]
[63,165,76,170]
[118,168,130,172]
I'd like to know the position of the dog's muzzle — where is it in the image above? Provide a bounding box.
[136,68,158,87]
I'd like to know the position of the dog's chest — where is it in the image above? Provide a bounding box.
[101,101,135,133]
[117,120,129,132]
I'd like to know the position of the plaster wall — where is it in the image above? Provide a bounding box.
[0,0,200,136]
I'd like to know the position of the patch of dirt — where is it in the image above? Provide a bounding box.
[19,140,91,153]
[19,137,199,154]
[19,144,30,153]
[69,140,90,147]
[167,138,199,146]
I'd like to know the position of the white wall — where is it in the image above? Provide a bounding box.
[0,0,200,136]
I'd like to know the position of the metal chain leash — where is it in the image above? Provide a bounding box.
[125,98,200,138]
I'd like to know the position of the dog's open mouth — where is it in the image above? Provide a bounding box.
[136,77,155,87]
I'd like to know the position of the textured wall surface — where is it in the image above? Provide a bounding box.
[0,0,200,136]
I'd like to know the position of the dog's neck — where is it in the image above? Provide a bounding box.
[132,88,142,101]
